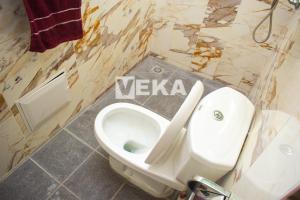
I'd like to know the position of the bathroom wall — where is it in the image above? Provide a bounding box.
[149,1,300,194]
[0,0,154,178]
[215,10,300,196]
[227,18,300,199]
[150,0,295,96]
[0,0,299,196]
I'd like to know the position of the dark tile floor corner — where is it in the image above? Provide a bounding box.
[0,56,225,200]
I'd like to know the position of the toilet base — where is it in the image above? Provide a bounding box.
[109,157,174,198]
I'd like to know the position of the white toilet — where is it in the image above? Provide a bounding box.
[94,81,255,198]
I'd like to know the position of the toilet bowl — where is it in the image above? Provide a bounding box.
[94,81,255,198]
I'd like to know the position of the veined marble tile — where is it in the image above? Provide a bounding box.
[0,0,29,83]
[0,94,10,123]
[262,21,300,121]
[220,23,300,189]
[0,115,25,177]
[1,0,300,196]
[151,0,296,96]
[153,0,209,24]
[0,0,154,178]
[231,113,300,199]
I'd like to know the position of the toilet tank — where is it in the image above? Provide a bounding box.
[175,87,254,183]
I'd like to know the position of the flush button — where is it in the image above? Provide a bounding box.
[213,110,224,121]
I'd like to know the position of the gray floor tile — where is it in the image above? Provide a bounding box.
[169,68,226,98]
[200,79,225,97]
[65,153,124,200]
[114,74,151,104]
[66,108,100,148]
[114,184,163,200]
[203,78,225,92]
[67,88,141,149]
[92,88,141,112]
[144,94,185,120]
[0,160,58,200]
[48,186,78,200]
[129,56,175,81]
[167,71,198,98]
[0,56,229,200]
[96,146,109,159]
[32,130,92,182]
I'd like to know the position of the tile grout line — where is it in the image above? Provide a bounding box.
[64,96,104,128]
[0,155,31,183]
[44,184,81,200]
[141,100,173,120]
[63,128,96,151]
[43,150,95,200]
[109,182,126,200]
[61,149,95,185]
[30,128,64,159]
[29,157,68,200]
[30,158,61,184]
[60,185,81,200]
[2,86,114,183]
[1,56,219,199]
[30,157,81,200]
[63,128,108,160]
[140,93,153,106]
[58,150,97,200]
[63,85,115,129]
[0,128,64,184]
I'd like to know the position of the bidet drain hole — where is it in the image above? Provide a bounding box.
[123,140,146,153]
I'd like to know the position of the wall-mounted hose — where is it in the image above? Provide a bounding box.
[252,0,279,43]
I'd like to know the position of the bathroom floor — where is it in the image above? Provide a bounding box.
[0,56,225,200]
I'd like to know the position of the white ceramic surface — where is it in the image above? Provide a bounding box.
[189,87,255,169]
[95,102,186,191]
[174,87,255,183]
[232,111,300,200]
[145,81,204,164]
[94,85,255,194]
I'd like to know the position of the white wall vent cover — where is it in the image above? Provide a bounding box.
[16,71,70,131]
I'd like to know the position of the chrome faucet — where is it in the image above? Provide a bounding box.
[187,176,231,200]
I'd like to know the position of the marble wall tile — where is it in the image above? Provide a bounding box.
[151,0,296,96]
[262,23,300,120]
[0,115,25,177]
[150,0,209,72]
[0,0,154,178]
[0,0,300,196]
[221,13,300,192]
[149,3,300,194]
[231,113,300,199]
[0,94,10,122]
[203,0,241,28]
[0,0,29,83]
[150,0,300,196]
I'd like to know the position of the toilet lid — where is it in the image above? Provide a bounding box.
[145,81,204,164]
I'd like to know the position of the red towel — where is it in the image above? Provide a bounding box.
[23,0,83,52]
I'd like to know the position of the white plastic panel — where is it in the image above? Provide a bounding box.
[16,72,70,131]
